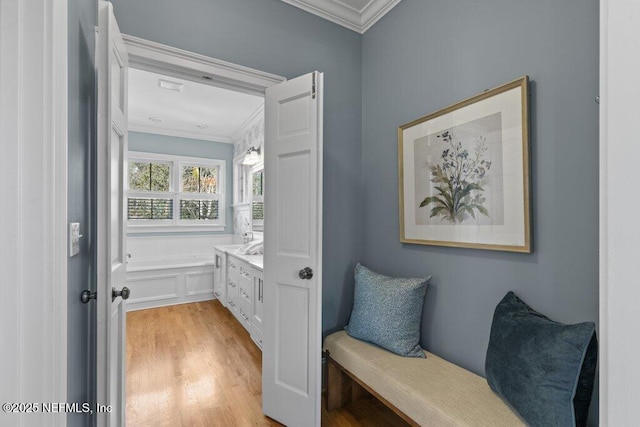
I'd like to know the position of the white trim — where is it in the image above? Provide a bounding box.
[599,2,608,425]
[280,0,402,34]
[122,34,286,97]
[129,123,233,144]
[128,224,226,233]
[129,150,222,165]
[599,0,640,424]
[51,1,69,423]
[0,0,68,424]
[230,104,265,142]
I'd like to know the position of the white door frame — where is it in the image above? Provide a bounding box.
[0,0,68,425]
[122,34,285,96]
[598,0,640,425]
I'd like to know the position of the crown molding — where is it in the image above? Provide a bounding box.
[230,104,264,143]
[129,124,233,144]
[281,0,402,34]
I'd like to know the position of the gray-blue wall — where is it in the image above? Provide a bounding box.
[110,0,599,423]
[361,0,599,423]
[112,0,364,332]
[128,131,235,234]
[67,0,96,426]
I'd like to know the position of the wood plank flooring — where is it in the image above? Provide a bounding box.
[126,300,408,426]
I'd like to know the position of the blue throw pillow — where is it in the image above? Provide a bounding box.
[346,263,429,358]
[486,292,598,427]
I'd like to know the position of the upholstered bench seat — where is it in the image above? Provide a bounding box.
[324,330,525,427]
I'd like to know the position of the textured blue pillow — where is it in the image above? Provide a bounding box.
[346,263,429,358]
[486,292,598,427]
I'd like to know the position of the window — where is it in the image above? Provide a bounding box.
[127,152,225,231]
[127,161,173,220]
[252,169,264,229]
[234,162,251,205]
[179,164,220,220]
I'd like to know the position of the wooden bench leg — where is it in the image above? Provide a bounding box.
[327,356,347,411]
[327,356,368,411]
[351,378,367,401]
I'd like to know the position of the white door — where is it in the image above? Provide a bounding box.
[96,2,129,426]
[263,71,323,427]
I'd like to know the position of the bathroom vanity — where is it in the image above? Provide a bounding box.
[214,244,264,350]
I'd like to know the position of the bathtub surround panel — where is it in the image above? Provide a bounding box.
[125,234,241,310]
[112,0,364,334]
[361,0,599,423]
[126,266,215,311]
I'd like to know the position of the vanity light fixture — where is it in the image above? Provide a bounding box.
[242,147,261,165]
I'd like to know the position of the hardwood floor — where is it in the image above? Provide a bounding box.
[127,300,408,426]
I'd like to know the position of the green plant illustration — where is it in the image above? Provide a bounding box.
[420,131,492,223]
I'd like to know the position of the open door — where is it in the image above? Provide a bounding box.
[263,71,323,427]
[96,2,129,425]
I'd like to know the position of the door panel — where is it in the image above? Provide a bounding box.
[277,152,311,255]
[275,284,309,394]
[110,125,124,265]
[97,2,128,426]
[263,71,323,427]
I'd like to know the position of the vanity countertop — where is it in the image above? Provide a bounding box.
[214,245,263,271]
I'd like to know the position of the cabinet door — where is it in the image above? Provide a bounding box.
[227,257,239,313]
[213,251,226,306]
[239,264,252,304]
[238,262,253,331]
[251,267,264,349]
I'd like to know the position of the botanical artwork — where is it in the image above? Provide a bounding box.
[399,76,530,252]
[413,113,504,226]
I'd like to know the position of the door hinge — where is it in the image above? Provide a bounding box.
[312,72,316,100]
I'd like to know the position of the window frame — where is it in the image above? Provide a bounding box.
[251,164,264,231]
[127,151,226,232]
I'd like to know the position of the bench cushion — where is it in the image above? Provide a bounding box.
[324,330,525,427]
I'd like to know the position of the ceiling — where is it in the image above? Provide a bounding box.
[128,68,263,143]
[280,0,402,33]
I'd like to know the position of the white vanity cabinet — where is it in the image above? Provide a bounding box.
[215,245,264,351]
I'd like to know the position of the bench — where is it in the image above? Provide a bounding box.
[324,331,525,427]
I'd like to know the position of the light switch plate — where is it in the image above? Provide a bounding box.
[69,222,81,257]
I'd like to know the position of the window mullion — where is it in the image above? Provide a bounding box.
[173,160,179,225]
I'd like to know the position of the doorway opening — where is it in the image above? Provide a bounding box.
[122,36,276,424]
[103,32,325,426]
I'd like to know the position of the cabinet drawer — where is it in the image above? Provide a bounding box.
[237,297,252,328]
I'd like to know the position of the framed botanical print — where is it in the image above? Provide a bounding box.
[398,76,531,252]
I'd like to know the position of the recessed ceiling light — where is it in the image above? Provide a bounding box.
[195,124,208,129]
[148,117,163,123]
[158,79,184,92]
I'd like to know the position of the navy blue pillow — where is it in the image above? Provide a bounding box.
[346,264,429,358]
[486,292,597,427]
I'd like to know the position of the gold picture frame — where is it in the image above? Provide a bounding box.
[398,76,531,252]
